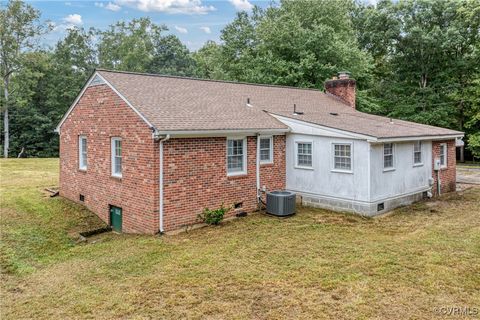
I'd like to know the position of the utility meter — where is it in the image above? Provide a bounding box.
[433,158,441,171]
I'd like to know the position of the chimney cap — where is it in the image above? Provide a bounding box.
[337,71,351,79]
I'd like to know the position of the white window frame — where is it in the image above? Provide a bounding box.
[111,137,122,178]
[226,137,247,176]
[259,136,273,164]
[439,143,447,168]
[383,143,395,171]
[331,142,353,173]
[413,141,423,166]
[78,135,87,170]
[295,141,314,170]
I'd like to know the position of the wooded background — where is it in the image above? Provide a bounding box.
[1,0,479,159]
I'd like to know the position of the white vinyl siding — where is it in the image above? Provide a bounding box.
[259,136,273,164]
[111,137,122,178]
[383,143,394,170]
[227,138,247,176]
[413,141,422,165]
[439,143,447,168]
[296,142,313,169]
[333,143,352,172]
[79,136,87,170]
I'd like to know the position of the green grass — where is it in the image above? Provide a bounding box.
[1,159,479,319]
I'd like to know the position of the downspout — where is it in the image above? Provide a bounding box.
[256,133,261,206]
[158,134,170,233]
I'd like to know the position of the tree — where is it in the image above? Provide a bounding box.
[0,0,46,157]
[147,35,196,76]
[353,0,480,156]
[197,0,372,92]
[193,41,227,79]
[97,18,166,72]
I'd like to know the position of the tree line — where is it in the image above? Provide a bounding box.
[1,0,479,158]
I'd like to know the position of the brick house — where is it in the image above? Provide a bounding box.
[56,70,463,233]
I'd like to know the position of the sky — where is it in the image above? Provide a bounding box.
[26,0,273,51]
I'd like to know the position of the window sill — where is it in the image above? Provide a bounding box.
[260,162,274,167]
[111,175,122,181]
[383,168,396,172]
[413,163,424,167]
[331,169,353,174]
[227,173,248,180]
[294,166,314,171]
[78,168,87,173]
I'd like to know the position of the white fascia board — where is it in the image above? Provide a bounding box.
[54,71,156,133]
[269,113,374,141]
[372,134,464,143]
[157,128,289,138]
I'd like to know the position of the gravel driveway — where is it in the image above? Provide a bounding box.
[457,166,480,184]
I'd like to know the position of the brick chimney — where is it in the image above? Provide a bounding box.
[324,71,356,109]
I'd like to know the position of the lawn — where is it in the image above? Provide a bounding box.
[1,159,479,319]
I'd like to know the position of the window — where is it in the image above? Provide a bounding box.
[333,143,352,171]
[413,141,422,165]
[227,138,247,175]
[296,142,313,168]
[439,143,447,168]
[111,137,122,177]
[79,136,87,170]
[259,136,273,164]
[383,143,394,170]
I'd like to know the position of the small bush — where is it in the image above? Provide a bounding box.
[198,204,230,225]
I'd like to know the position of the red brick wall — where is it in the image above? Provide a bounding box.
[324,78,356,109]
[432,140,456,195]
[60,84,287,233]
[59,84,160,234]
[162,136,286,231]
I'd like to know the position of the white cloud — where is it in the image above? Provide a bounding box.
[199,26,211,34]
[115,0,215,14]
[229,0,253,11]
[95,2,122,11]
[65,2,72,6]
[62,14,83,26]
[174,25,188,34]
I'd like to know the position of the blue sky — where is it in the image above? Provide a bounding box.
[27,0,272,51]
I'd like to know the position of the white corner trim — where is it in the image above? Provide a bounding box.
[55,71,156,133]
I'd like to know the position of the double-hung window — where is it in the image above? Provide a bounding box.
[439,143,447,168]
[296,142,313,168]
[259,136,273,164]
[227,138,247,175]
[333,143,352,171]
[383,143,394,170]
[413,141,422,165]
[111,137,122,178]
[79,136,87,170]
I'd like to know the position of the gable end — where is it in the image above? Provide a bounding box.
[55,71,156,133]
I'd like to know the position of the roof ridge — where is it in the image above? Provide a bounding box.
[95,68,329,94]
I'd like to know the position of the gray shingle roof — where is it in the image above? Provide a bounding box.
[97,70,463,138]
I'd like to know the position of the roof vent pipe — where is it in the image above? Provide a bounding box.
[293,104,304,115]
[246,98,252,107]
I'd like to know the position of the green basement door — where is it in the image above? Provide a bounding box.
[109,206,122,232]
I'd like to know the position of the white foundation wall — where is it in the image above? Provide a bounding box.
[285,134,371,211]
[369,141,433,203]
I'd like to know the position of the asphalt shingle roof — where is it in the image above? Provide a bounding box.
[98,70,463,139]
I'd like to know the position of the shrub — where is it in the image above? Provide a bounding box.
[198,203,230,225]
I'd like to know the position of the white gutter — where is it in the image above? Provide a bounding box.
[256,134,261,204]
[370,134,464,143]
[155,128,289,138]
[158,134,171,233]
